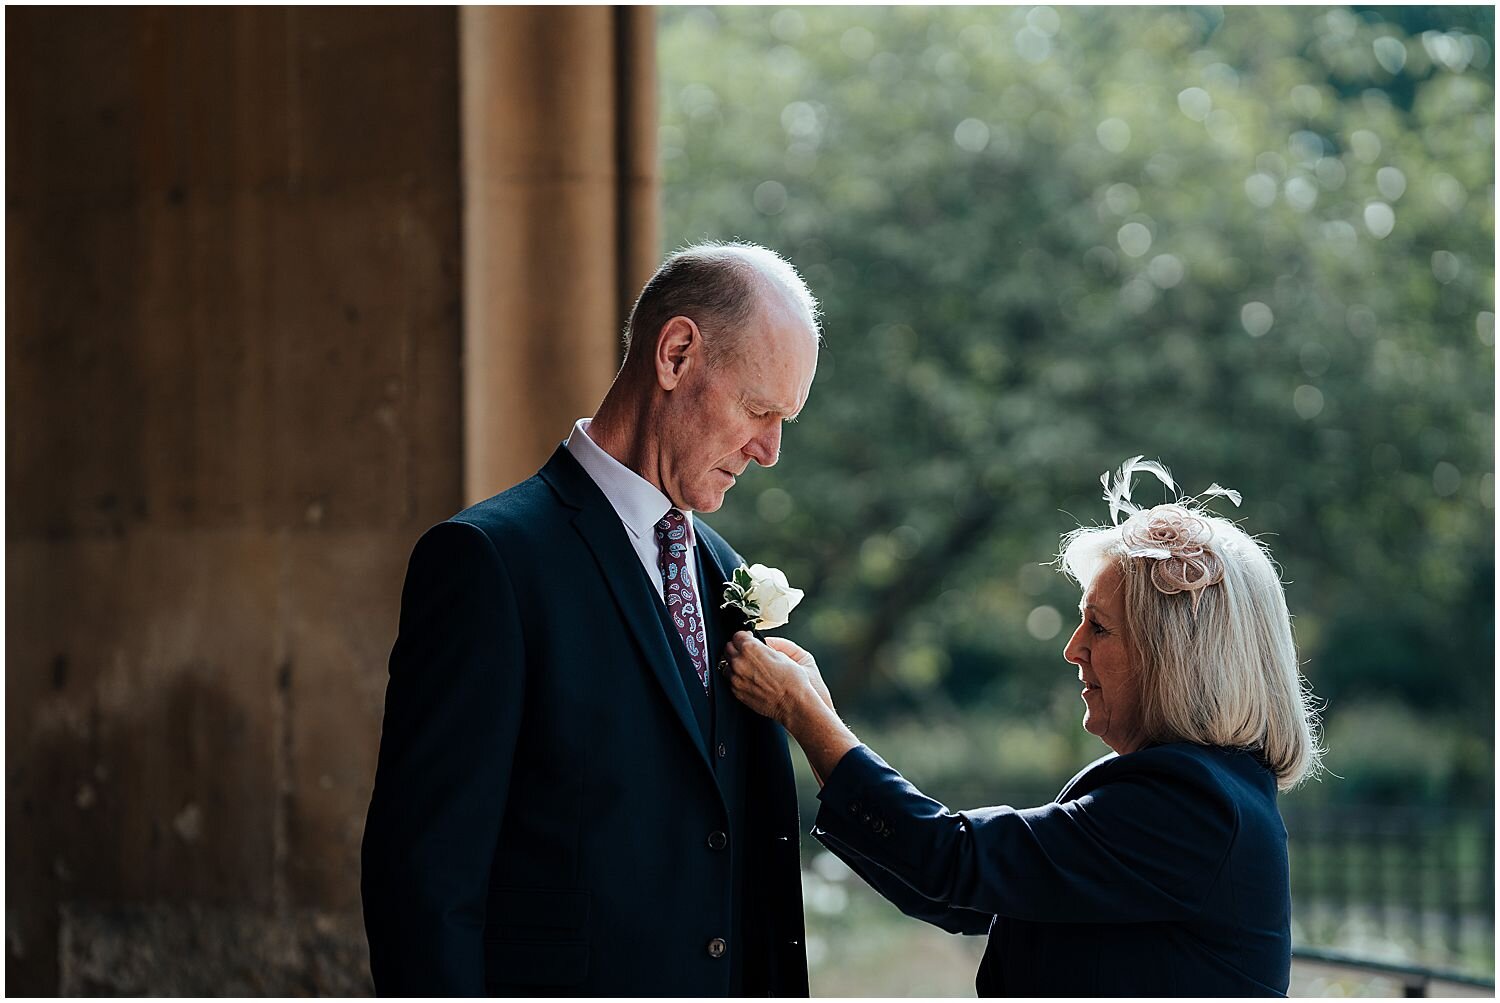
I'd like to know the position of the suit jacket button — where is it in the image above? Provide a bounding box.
[707,937,727,958]
[708,830,728,850]
[717,742,727,758]
[849,801,861,814]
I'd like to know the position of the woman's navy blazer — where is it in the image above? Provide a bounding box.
[813,741,1292,996]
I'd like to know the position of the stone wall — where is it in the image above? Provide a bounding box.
[6,9,463,992]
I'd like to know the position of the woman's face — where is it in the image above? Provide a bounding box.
[1063,561,1145,755]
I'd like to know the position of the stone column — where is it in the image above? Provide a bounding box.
[6,8,656,991]
[4,8,402,994]
[459,7,660,502]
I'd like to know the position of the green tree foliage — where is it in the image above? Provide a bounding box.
[660,6,1494,803]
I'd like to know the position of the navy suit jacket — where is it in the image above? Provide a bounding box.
[361,446,809,996]
[813,742,1291,996]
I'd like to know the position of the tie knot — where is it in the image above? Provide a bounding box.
[655,508,687,540]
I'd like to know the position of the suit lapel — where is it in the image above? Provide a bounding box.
[696,526,747,758]
[693,522,742,611]
[541,447,714,774]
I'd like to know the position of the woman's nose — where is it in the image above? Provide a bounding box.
[1063,626,1086,666]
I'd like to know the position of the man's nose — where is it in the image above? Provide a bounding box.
[745,423,782,467]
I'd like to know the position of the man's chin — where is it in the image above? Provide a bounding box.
[693,493,727,514]
[684,483,731,513]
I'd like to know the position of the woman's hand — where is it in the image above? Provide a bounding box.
[723,631,862,786]
[761,636,835,712]
[724,632,824,727]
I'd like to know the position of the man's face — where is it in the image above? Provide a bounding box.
[662,297,818,513]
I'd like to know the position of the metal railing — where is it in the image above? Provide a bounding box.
[1293,945,1496,997]
[1284,803,1494,992]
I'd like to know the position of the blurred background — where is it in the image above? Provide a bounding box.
[658,5,1494,996]
[6,4,1493,997]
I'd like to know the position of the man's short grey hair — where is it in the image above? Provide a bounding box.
[624,241,821,369]
[1060,510,1325,792]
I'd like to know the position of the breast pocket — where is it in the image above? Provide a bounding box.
[483,888,591,988]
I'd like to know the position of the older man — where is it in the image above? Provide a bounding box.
[361,243,820,995]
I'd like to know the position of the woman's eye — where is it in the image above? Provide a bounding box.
[1090,621,1110,636]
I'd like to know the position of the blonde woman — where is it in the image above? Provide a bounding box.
[724,459,1323,997]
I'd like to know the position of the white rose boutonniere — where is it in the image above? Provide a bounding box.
[721,563,804,631]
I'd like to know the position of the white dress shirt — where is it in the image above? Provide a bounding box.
[565,418,701,603]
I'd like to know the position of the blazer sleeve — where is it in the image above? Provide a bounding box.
[812,745,1238,926]
[361,520,527,995]
[815,835,996,935]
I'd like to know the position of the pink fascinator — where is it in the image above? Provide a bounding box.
[1101,457,1242,614]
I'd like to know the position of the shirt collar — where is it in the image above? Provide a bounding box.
[565,418,696,546]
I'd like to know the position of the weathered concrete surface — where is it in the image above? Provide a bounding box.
[6,8,462,993]
[58,903,369,995]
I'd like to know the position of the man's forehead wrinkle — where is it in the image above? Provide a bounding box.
[746,392,797,412]
[745,381,810,417]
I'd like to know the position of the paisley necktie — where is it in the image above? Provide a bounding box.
[654,508,709,691]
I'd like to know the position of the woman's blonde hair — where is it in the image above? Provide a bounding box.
[1059,460,1324,791]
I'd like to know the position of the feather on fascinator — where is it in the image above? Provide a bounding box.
[1101,456,1243,614]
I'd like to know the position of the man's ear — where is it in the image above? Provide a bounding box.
[654,316,701,390]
